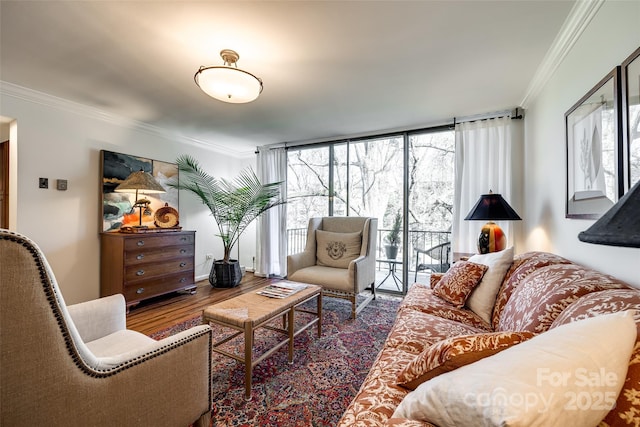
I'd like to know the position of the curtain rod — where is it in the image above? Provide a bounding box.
[256,107,523,153]
[454,107,523,125]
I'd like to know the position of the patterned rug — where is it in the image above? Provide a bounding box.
[150,294,402,426]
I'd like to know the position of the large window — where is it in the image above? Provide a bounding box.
[287,146,330,252]
[287,146,330,228]
[344,137,403,220]
[408,130,455,282]
[286,128,454,294]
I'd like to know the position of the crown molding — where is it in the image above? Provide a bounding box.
[0,81,255,158]
[520,0,605,108]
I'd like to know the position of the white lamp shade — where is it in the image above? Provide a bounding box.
[195,66,263,104]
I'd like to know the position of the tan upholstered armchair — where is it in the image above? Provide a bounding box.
[287,217,377,319]
[0,229,212,426]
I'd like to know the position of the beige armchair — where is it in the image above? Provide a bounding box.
[287,217,377,319]
[0,229,212,426]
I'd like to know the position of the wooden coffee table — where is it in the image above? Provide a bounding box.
[202,282,322,400]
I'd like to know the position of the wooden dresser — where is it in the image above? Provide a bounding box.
[100,231,196,307]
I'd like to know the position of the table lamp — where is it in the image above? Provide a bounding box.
[114,169,165,228]
[464,191,521,254]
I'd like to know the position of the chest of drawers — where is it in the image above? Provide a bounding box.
[100,231,196,307]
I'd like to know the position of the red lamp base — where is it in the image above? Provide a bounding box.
[478,221,506,254]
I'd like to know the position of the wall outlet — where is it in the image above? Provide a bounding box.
[205,253,214,260]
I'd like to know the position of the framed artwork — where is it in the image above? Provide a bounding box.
[100,150,179,232]
[621,46,640,192]
[565,67,622,219]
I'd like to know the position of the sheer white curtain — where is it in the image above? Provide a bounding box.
[452,116,519,255]
[255,147,287,278]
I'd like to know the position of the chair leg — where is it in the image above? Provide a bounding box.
[194,410,211,427]
[352,288,376,319]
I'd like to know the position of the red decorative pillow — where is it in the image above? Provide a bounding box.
[397,331,536,390]
[429,273,444,289]
[432,261,488,307]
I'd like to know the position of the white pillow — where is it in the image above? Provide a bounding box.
[465,247,514,324]
[392,310,637,427]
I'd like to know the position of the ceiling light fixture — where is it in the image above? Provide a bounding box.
[194,49,263,104]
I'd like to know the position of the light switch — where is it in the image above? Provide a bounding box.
[56,179,68,191]
[39,178,48,189]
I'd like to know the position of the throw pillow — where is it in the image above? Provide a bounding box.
[432,261,488,308]
[392,311,637,427]
[465,247,514,324]
[316,230,362,269]
[397,331,535,390]
[429,273,444,289]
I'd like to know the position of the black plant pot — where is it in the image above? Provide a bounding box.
[385,245,399,260]
[209,259,243,288]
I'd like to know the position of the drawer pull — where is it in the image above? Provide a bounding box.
[136,254,144,260]
[179,249,187,254]
[180,278,187,283]
[180,237,187,241]
[136,288,145,294]
[137,240,145,247]
[136,270,145,276]
[180,262,187,267]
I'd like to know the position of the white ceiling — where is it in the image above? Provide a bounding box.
[0,1,575,157]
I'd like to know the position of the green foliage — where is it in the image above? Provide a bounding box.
[384,212,402,246]
[169,155,285,262]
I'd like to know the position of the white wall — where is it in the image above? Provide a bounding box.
[524,1,640,287]
[0,87,256,304]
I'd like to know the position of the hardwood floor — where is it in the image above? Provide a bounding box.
[126,273,277,336]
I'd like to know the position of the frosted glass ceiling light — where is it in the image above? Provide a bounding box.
[194,49,263,104]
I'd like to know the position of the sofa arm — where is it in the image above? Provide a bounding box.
[67,294,127,343]
[287,250,316,277]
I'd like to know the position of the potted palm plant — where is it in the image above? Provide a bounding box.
[384,212,402,259]
[170,155,285,288]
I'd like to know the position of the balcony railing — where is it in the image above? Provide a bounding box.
[287,227,451,271]
[287,227,308,256]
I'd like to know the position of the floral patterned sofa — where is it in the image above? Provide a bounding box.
[337,251,640,427]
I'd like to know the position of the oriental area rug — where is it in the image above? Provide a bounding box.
[150,294,402,427]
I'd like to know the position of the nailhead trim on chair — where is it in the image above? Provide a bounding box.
[2,231,213,393]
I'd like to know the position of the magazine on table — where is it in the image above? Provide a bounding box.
[257,282,308,298]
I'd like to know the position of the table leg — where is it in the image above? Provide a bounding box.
[377,261,394,288]
[390,264,402,290]
[377,261,402,290]
[244,322,253,401]
[317,292,322,337]
[288,307,294,364]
